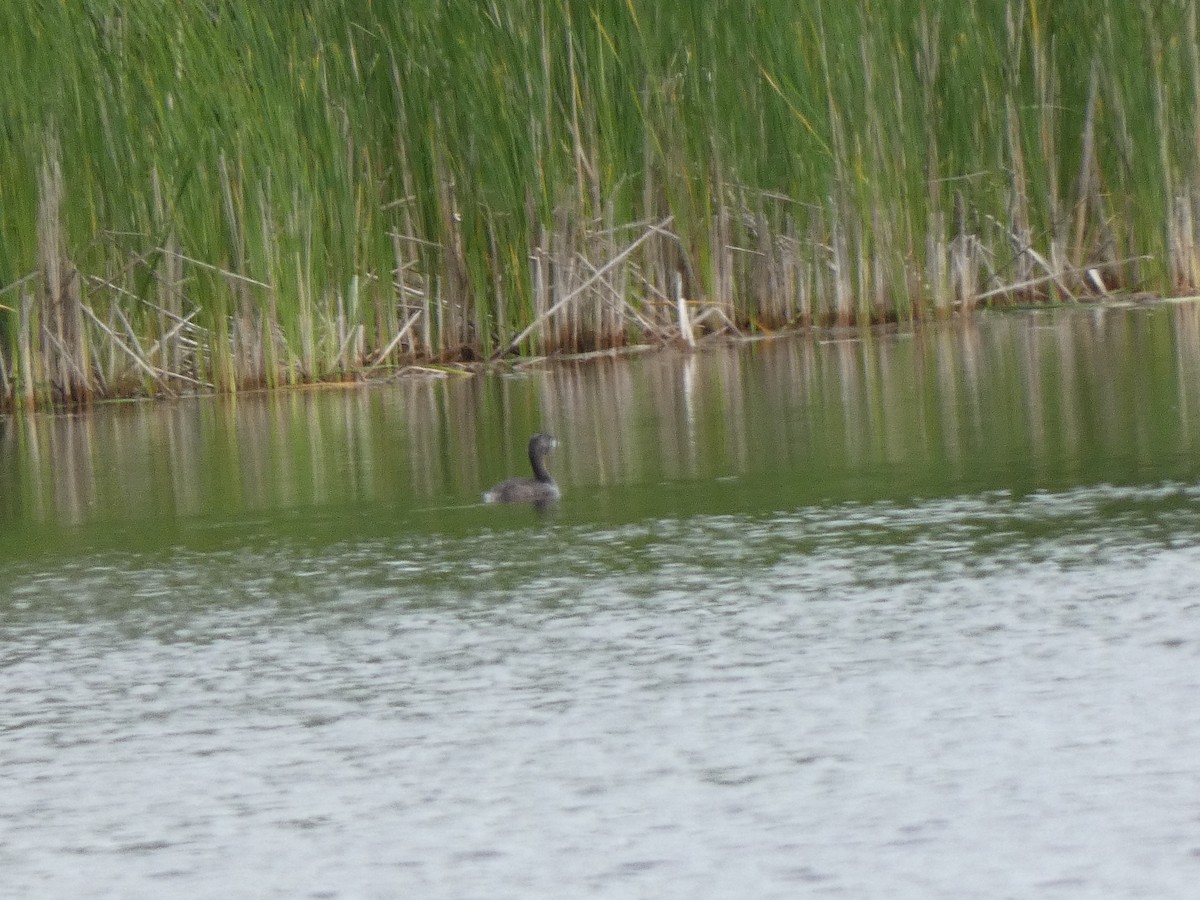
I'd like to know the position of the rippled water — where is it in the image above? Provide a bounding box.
[5,307,1200,897]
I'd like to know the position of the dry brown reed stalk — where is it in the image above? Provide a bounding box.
[150,169,177,376]
[494,215,674,360]
[1071,61,1101,267]
[36,147,93,404]
[973,256,1149,302]
[78,303,168,393]
[17,289,36,409]
[927,210,953,315]
[365,310,423,373]
[571,248,633,346]
[673,271,695,348]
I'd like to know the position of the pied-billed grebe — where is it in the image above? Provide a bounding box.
[482,433,561,504]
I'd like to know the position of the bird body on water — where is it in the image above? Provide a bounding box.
[482,433,560,504]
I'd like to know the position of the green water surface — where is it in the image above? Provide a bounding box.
[3,303,1199,562]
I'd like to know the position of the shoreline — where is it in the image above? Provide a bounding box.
[6,291,1196,415]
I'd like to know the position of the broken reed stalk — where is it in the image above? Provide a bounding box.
[2,1,1198,409]
[674,271,695,349]
[493,216,674,360]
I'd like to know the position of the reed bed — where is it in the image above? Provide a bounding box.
[1,0,1198,409]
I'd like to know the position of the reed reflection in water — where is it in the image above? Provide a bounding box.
[2,303,1200,537]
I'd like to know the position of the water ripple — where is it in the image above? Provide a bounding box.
[3,485,1200,898]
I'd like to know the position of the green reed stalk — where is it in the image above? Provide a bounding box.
[1,0,1198,408]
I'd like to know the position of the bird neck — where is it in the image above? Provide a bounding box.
[529,448,553,483]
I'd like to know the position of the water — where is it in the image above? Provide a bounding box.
[4,305,1200,898]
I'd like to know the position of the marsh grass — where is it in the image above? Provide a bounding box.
[1,0,1198,408]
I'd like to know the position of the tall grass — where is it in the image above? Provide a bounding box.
[1,0,1198,408]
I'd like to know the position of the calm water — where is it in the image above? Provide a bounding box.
[4,306,1200,898]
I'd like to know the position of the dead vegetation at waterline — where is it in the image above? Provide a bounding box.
[3,0,1200,410]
